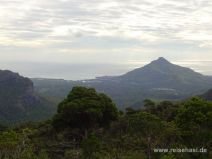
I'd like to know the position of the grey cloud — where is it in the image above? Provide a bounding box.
[0,0,210,41]
[1,0,212,79]
[1,0,212,44]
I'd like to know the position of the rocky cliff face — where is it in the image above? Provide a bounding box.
[0,70,55,124]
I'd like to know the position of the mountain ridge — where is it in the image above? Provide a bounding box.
[32,57,212,109]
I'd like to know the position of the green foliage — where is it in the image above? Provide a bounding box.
[0,88,211,159]
[143,99,156,112]
[0,130,21,146]
[121,151,147,159]
[175,97,212,147]
[52,86,118,136]
[64,149,82,159]
[82,134,102,159]
[129,111,164,138]
[0,128,49,159]
[161,154,176,159]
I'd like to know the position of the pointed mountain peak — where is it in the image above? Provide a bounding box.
[149,57,171,66]
[155,57,170,63]
[157,57,169,61]
[121,57,205,84]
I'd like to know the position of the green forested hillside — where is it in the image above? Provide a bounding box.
[0,70,56,125]
[0,86,211,159]
[31,78,80,106]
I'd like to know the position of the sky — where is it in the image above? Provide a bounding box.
[0,0,212,80]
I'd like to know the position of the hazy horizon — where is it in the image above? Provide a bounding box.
[1,0,212,80]
[1,58,212,80]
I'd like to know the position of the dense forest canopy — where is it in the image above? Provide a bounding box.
[0,86,211,159]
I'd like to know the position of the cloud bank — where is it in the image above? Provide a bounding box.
[0,0,212,79]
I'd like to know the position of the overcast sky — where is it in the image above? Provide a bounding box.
[0,0,212,79]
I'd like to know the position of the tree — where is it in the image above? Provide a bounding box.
[143,99,156,114]
[52,86,118,138]
[155,101,178,121]
[175,97,212,146]
[82,134,102,159]
[128,111,164,159]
